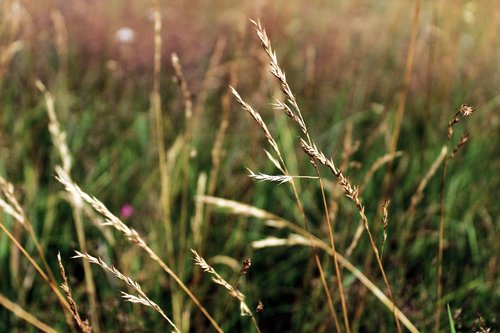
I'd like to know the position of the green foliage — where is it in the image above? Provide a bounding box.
[447,304,457,333]
[0,1,498,332]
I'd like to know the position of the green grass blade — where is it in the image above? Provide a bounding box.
[447,304,457,333]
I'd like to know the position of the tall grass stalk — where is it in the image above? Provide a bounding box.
[346,151,403,258]
[272,46,352,333]
[402,145,448,244]
[0,215,72,321]
[0,292,58,333]
[231,87,342,332]
[436,104,475,332]
[387,0,420,165]
[242,19,404,332]
[0,176,75,330]
[36,80,101,333]
[197,195,420,333]
[170,52,194,330]
[149,1,182,328]
[171,53,193,281]
[0,175,57,291]
[192,249,262,333]
[73,251,180,332]
[300,141,401,332]
[349,2,421,330]
[204,37,240,237]
[238,19,354,331]
[57,253,91,333]
[55,168,223,332]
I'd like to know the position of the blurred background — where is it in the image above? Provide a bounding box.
[0,0,498,332]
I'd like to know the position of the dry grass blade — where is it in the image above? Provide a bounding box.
[0,292,58,333]
[191,173,207,249]
[191,249,261,333]
[57,253,91,333]
[0,196,23,223]
[449,134,470,160]
[197,195,280,221]
[250,19,307,135]
[193,36,227,118]
[50,10,68,77]
[380,5,421,325]
[36,79,101,332]
[34,80,71,172]
[0,217,72,316]
[436,104,475,332]
[300,138,402,331]
[192,249,245,303]
[55,167,134,238]
[171,52,193,120]
[361,152,404,192]
[149,4,180,326]
[232,40,342,328]
[230,86,281,159]
[0,176,28,225]
[0,176,74,326]
[0,39,23,66]
[73,251,180,333]
[406,146,448,217]
[397,145,448,249]
[310,160,351,333]
[55,168,223,333]
[247,168,292,184]
[171,54,195,316]
[271,98,305,134]
[380,200,390,260]
[247,168,318,184]
[250,234,420,333]
[198,195,420,332]
[388,0,420,166]
[264,149,285,173]
[0,0,26,79]
[206,36,240,212]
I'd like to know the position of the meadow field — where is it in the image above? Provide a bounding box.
[0,0,498,332]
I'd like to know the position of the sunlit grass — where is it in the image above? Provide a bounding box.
[0,0,498,332]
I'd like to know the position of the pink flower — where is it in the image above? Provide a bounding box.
[120,204,134,219]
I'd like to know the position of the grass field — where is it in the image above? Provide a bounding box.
[0,0,498,332]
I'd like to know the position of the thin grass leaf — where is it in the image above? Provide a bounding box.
[447,304,457,333]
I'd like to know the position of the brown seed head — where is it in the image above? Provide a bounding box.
[459,104,474,117]
[256,300,264,313]
[240,259,252,275]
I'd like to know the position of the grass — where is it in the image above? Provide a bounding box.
[0,0,499,332]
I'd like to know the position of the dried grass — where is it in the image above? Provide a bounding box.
[301,136,403,330]
[72,251,180,332]
[197,195,420,333]
[232,20,356,332]
[0,176,73,326]
[0,292,58,333]
[55,168,223,333]
[36,80,101,332]
[191,249,261,333]
[436,104,475,331]
[57,253,91,333]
